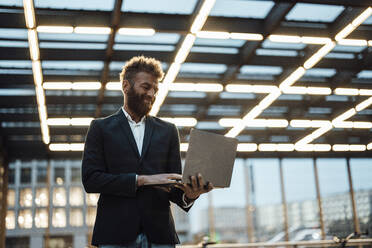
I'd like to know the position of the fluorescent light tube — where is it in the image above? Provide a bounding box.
[118,28,155,36]
[338,39,368,46]
[174,34,196,64]
[74,27,111,34]
[301,36,331,44]
[190,0,216,33]
[72,82,101,90]
[23,0,36,29]
[303,42,335,69]
[334,88,359,95]
[237,143,257,152]
[43,82,72,90]
[28,29,39,61]
[37,26,74,33]
[169,83,196,91]
[230,33,263,40]
[196,31,230,39]
[279,67,306,89]
[268,35,301,43]
[355,97,372,111]
[196,83,223,92]
[105,82,121,91]
[307,87,331,95]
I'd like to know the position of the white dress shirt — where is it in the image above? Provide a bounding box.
[121,107,193,207]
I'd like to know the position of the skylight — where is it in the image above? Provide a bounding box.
[210,0,274,19]
[286,3,344,22]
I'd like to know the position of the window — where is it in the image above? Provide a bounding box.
[6,210,15,229]
[54,167,65,185]
[35,208,48,228]
[8,168,15,185]
[7,189,15,207]
[86,193,99,206]
[52,208,66,227]
[18,209,33,228]
[70,208,83,227]
[19,188,32,207]
[20,167,31,184]
[35,188,48,207]
[70,187,83,206]
[86,207,97,226]
[37,166,48,184]
[53,187,66,206]
[70,167,81,183]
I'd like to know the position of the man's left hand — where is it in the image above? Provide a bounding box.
[175,173,213,201]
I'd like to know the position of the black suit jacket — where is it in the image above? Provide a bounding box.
[82,109,190,246]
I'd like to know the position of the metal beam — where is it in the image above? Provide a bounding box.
[95,0,123,118]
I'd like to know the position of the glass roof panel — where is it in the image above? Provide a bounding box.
[262,40,306,50]
[357,70,372,79]
[0,60,32,68]
[240,65,282,75]
[122,0,198,14]
[256,49,298,57]
[180,63,227,74]
[191,46,238,54]
[113,44,174,51]
[333,45,366,53]
[365,16,372,24]
[0,40,28,48]
[42,61,104,70]
[305,68,336,77]
[109,62,168,71]
[210,0,274,18]
[0,28,28,39]
[194,38,245,47]
[38,33,109,42]
[35,0,115,11]
[286,3,344,22]
[40,42,106,50]
[168,92,206,98]
[325,52,355,59]
[115,33,180,44]
[0,69,32,74]
[0,0,22,7]
[0,89,34,96]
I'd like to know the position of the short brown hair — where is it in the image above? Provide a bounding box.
[119,56,164,85]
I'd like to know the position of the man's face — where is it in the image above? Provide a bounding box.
[124,71,158,117]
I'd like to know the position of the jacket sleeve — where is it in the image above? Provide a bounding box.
[82,119,137,197]
[167,124,192,212]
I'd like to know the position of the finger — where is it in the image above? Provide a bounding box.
[191,176,198,191]
[206,182,214,192]
[197,173,204,190]
[167,174,182,180]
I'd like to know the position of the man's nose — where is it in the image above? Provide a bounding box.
[147,88,155,97]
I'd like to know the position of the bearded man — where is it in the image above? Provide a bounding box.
[82,56,213,248]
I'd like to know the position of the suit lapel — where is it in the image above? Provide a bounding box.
[115,109,140,159]
[140,116,154,161]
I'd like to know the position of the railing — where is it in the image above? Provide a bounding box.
[179,239,372,248]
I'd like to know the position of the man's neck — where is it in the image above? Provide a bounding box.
[123,105,143,123]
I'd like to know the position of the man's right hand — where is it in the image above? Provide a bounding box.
[137,173,182,187]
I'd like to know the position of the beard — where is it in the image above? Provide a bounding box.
[126,86,155,118]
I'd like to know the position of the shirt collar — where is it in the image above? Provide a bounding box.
[122,107,146,124]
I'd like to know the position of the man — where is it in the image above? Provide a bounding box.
[82,56,213,248]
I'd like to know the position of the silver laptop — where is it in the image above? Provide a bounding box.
[182,128,238,188]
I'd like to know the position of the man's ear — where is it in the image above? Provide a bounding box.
[122,80,130,94]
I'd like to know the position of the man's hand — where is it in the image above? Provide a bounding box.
[175,173,213,201]
[137,173,182,187]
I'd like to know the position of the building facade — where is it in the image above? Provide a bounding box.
[5,159,191,248]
